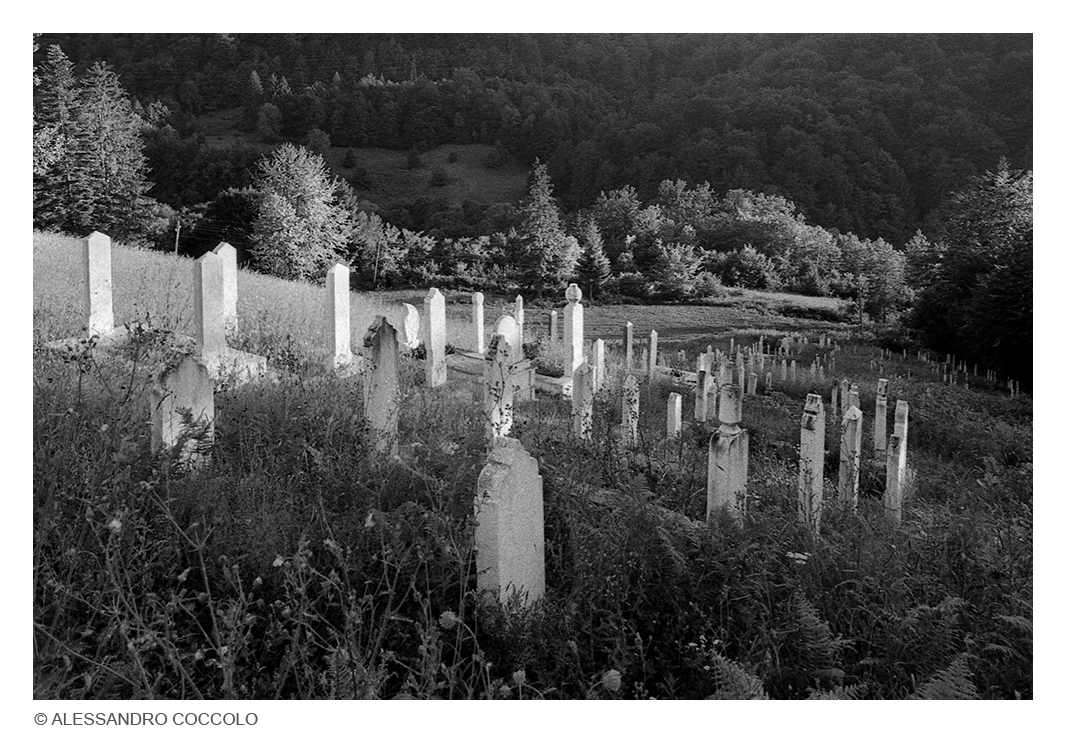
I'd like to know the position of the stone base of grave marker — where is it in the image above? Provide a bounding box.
[474,437,546,608]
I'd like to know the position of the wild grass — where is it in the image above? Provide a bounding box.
[33,232,1031,699]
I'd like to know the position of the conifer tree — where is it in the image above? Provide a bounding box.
[515,161,579,295]
[576,217,611,300]
[250,143,351,281]
[33,48,151,239]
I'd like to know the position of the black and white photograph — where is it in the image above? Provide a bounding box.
[28,11,1038,721]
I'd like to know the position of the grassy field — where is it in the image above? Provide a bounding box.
[32,231,1032,700]
[194,108,529,208]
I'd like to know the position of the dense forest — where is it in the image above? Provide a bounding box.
[32,34,1032,384]
[38,33,1030,243]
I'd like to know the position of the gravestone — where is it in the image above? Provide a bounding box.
[874,378,889,455]
[838,405,863,512]
[747,371,757,396]
[423,288,447,388]
[212,242,238,334]
[563,284,584,378]
[514,295,525,348]
[621,374,640,447]
[362,316,401,454]
[149,355,215,469]
[790,360,798,384]
[593,339,606,392]
[84,231,114,338]
[549,310,558,343]
[324,264,353,370]
[765,371,773,392]
[849,384,860,410]
[474,437,545,608]
[572,362,595,440]
[484,334,514,440]
[798,394,825,534]
[648,329,658,376]
[780,360,788,383]
[623,321,634,371]
[386,302,421,350]
[667,392,683,438]
[703,374,718,427]
[695,368,708,422]
[830,381,839,420]
[894,400,911,495]
[707,383,748,524]
[472,292,485,353]
[194,251,226,361]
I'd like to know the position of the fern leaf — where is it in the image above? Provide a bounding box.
[912,654,978,700]
[705,652,768,700]
[808,683,868,700]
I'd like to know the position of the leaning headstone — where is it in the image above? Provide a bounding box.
[362,316,401,454]
[593,339,606,392]
[667,392,682,438]
[149,355,215,469]
[324,264,353,370]
[474,437,545,608]
[874,378,889,455]
[623,321,634,371]
[484,334,514,440]
[798,394,826,534]
[472,292,485,353]
[572,362,595,440]
[621,374,640,448]
[83,231,114,338]
[838,405,863,512]
[563,283,584,378]
[648,329,659,376]
[212,241,238,334]
[894,400,910,494]
[423,287,447,388]
[194,251,226,361]
[707,383,748,524]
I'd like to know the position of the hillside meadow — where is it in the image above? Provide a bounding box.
[32,232,1032,700]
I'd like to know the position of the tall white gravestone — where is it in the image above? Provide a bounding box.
[472,292,485,353]
[84,231,114,338]
[707,383,748,524]
[563,284,584,378]
[194,251,226,361]
[798,394,825,534]
[667,392,682,438]
[324,264,352,369]
[423,288,447,387]
[212,242,238,334]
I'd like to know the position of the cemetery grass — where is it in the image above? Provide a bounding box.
[33,235,1032,699]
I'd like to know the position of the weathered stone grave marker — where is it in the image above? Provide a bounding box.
[707,383,748,524]
[362,316,401,454]
[838,404,863,512]
[212,242,238,334]
[84,231,114,338]
[798,394,825,533]
[474,437,545,608]
[324,263,353,370]
[667,392,682,438]
[621,374,640,447]
[572,362,595,440]
[423,287,447,388]
[149,355,215,469]
[484,333,514,440]
[472,292,485,353]
[563,284,584,379]
[874,378,889,455]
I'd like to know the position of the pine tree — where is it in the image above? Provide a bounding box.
[33,51,151,240]
[576,218,611,300]
[33,46,79,228]
[515,161,579,295]
[250,143,352,281]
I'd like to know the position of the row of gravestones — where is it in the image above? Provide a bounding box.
[58,233,907,610]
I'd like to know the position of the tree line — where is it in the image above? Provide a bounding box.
[39,33,1031,246]
[32,39,1031,386]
